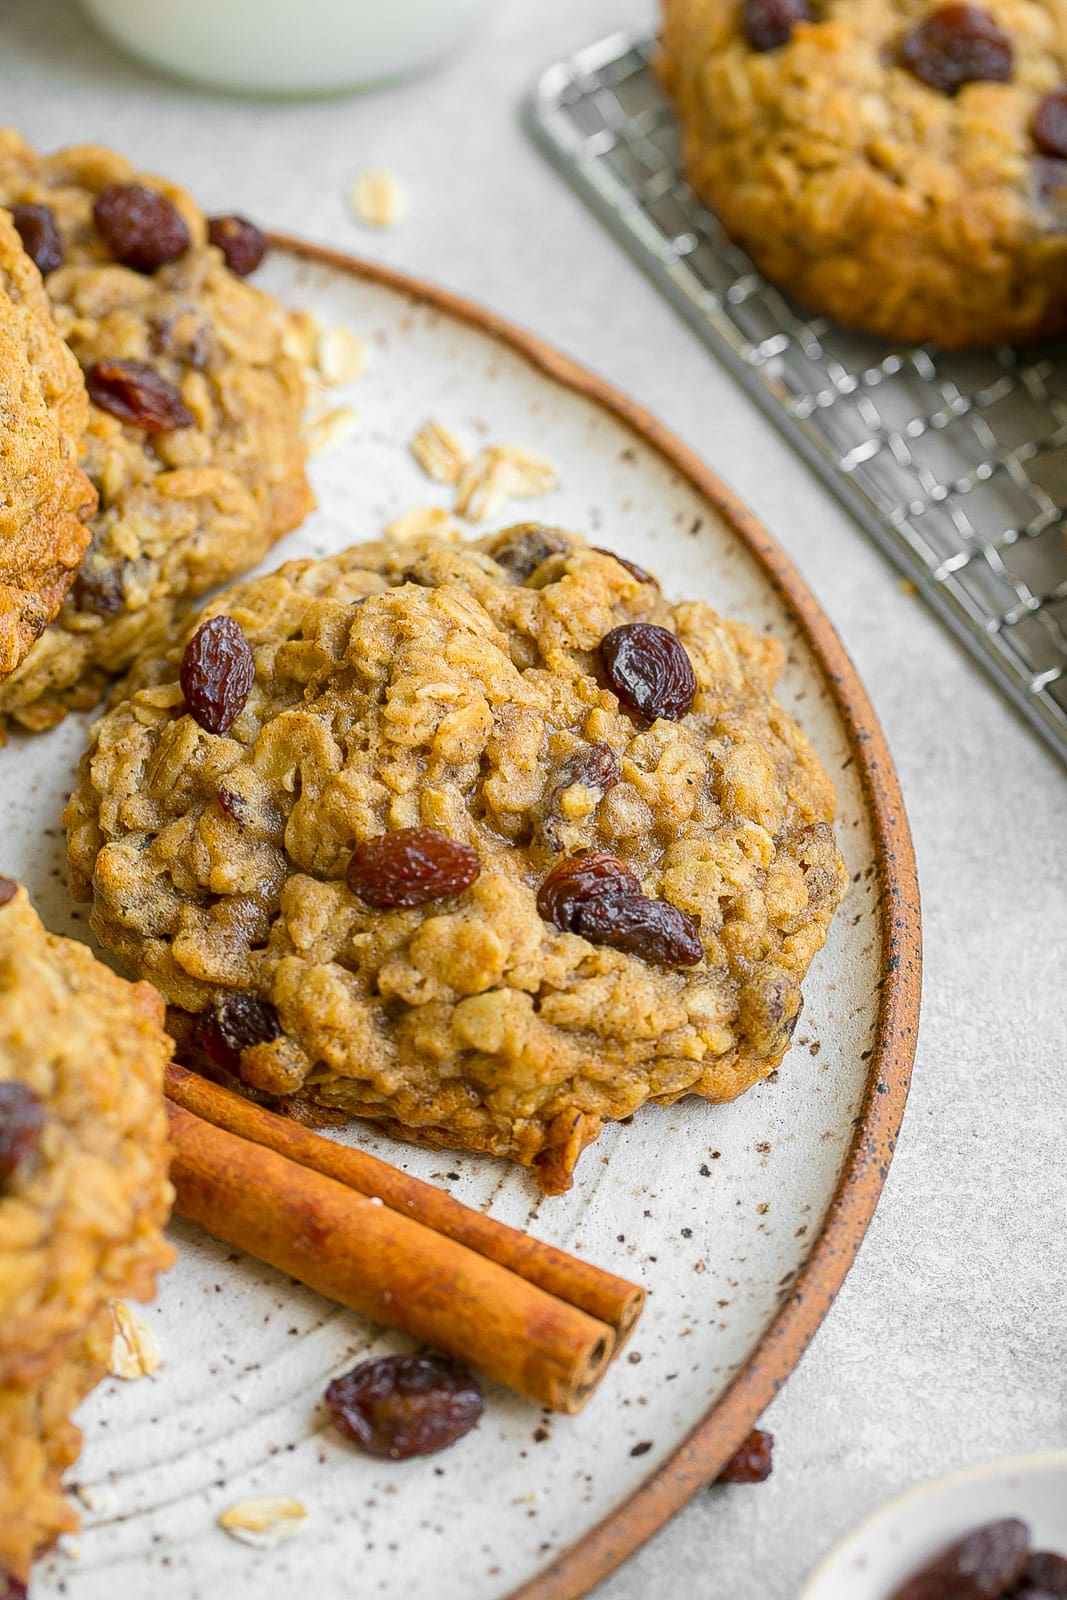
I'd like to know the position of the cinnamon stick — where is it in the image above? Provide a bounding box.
[166,1100,625,1413]
[164,1063,643,1345]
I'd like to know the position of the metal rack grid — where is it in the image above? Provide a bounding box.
[527,30,1067,766]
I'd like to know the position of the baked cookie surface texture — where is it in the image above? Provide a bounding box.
[0,207,95,683]
[659,0,1067,346]
[0,130,312,733]
[66,528,848,1193]
[0,880,173,1583]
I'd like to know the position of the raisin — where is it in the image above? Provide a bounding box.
[0,876,17,907]
[1033,90,1067,158]
[179,615,256,735]
[0,1082,46,1189]
[1031,156,1067,206]
[570,883,704,965]
[600,622,697,723]
[742,0,812,50]
[208,214,268,277]
[347,828,480,909]
[1019,1553,1067,1596]
[86,360,195,431]
[890,1519,1032,1600]
[899,5,1013,94]
[10,202,64,276]
[490,525,571,581]
[715,1428,774,1483]
[592,546,656,585]
[326,1353,483,1459]
[195,992,281,1073]
[72,564,127,617]
[539,744,621,848]
[536,852,640,929]
[537,854,702,966]
[215,786,251,824]
[0,1574,27,1600]
[92,182,190,271]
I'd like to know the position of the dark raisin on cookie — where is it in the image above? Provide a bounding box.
[10,202,64,276]
[93,182,191,272]
[742,0,812,51]
[0,1082,46,1189]
[599,622,697,724]
[86,360,195,431]
[179,615,256,735]
[1033,89,1067,159]
[347,828,481,909]
[0,877,17,907]
[899,5,1013,94]
[207,215,268,277]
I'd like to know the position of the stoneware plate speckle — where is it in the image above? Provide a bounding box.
[797,1451,1067,1600]
[9,243,921,1600]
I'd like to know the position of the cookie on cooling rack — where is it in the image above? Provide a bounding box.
[64,526,848,1195]
[0,129,313,735]
[0,208,95,684]
[0,879,173,1585]
[659,0,1067,347]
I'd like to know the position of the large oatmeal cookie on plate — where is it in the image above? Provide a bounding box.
[65,528,848,1193]
[659,0,1067,346]
[0,880,174,1391]
[0,207,95,682]
[0,130,313,732]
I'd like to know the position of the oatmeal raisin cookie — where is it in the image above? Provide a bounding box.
[660,0,1067,345]
[0,208,95,682]
[0,881,173,1581]
[0,130,312,732]
[65,528,848,1193]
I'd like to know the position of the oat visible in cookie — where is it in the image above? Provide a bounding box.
[0,129,312,731]
[66,527,847,1193]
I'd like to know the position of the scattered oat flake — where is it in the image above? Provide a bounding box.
[454,444,558,523]
[317,325,366,386]
[60,1538,82,1560]
[75,1485,116,1514]
[219,1498,308,1547]
[282,308,323,369]
[385,506,465,544]
[108,1301,160,1380]
[350,169,407,229]
[410,420,470,484]
[304,404,360,457]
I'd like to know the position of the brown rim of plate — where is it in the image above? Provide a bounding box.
[272,234,923,1600]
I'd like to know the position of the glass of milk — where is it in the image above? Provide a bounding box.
[76,0,497,95]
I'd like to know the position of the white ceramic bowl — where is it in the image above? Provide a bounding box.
[76,0,496,95]
[798,1452,1067,1600]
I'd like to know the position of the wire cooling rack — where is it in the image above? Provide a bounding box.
[527,29,1067,766]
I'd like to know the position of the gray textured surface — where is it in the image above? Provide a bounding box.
[2,1,1065,1594]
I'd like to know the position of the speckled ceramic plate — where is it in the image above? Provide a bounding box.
[8,243,920,1600]
[797,1451,1067,1599]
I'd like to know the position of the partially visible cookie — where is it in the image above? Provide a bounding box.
[0,1307,112,1589]
[660,0,1067,346]
[0,131,313,733]
[65,527,847,1194]
[0,208,95,683]
[0,880,173,1584]
[0,880,174,1391]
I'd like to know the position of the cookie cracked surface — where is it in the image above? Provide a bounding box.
[0,208,95,683]
[65,528,848,1193]
[660,0,1067,346]
[0,130,312,733]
